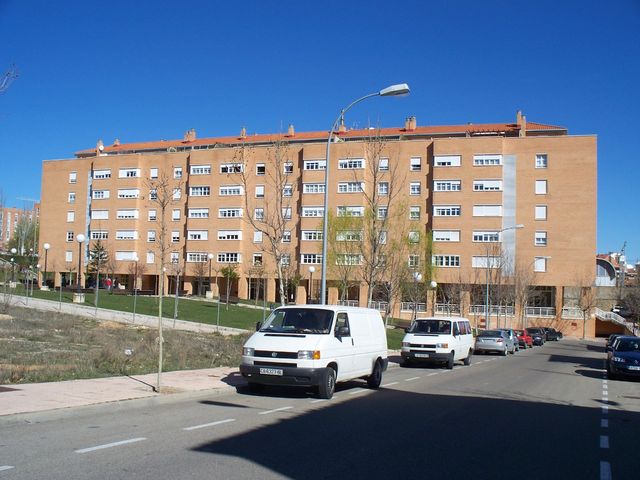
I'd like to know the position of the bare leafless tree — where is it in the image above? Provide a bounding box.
[326,212,362,301]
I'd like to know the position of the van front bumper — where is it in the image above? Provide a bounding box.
[401,351,449,362]
[239,364,325,387]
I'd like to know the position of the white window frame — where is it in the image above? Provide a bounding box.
[472,205,503,217]
[118,168,141,178]
[188,208,209,219]
[535,205,548,220]
[69,171,77,184]
[302,206,324,218]
[434,180,461,192]
[190,164,211,175]
[187,252,209,263]
[91,210,109,220]
[187,230,208,241]
[93,169,111,179]
[535,180,548,195]
[150,168,158,179]
[337,206,364,217]
[379,158,389,171]
[303,160,326,170]
[473,154,502,166]
[472,256,501,268]
[434,205,461,217]
[535,154,548,169]
[301,253,323,265]
[66,211,75,222]
[338,158,364,170]
[68,192,76,203]
[148,209,157,221]
[410,157,422,171]
[473,231,500,242]
[473,180,503,191]
[338,182,365,193]
[147,231,156,242]
[173,167,183,179]
[434,155,461,167]
[116,230,138,241]
[220,163,243,174]
[433,230,460,242]
[303,183,325,194]
[218,208,243,218]
[255,185,265,198]
[534,257,548,272]
[219,185,243,196]
[302,230,324,241]
[116,209,139,220]
[90,231,108,240]
[535,231,548,246]
[217,230,242,241]
[115,251,137,261]
[253,231,263,243]
[410,182,421,195]
[117,188,140,199]
[409,206,420,220]
[256,163,266,175]
[433,255,461,267]
[189,186,211,197]
[217,252,241,263]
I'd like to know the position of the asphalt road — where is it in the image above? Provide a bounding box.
[1,339,638,479]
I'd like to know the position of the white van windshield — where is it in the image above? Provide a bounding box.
[260,308,334,334]
[409,319,451,334]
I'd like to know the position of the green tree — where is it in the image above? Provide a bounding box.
[221,264,239,309]
[87,240,109,273]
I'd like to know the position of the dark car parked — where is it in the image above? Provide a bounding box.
[606,336,640,380]
[525,327,545,346]
[607,333,623,348]
[542,327,561,341]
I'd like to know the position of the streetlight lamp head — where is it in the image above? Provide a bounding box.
[413,272,422,281]
[515,224,525,229]
[308,266,316,273]
[430,280,438,289]
[76,234,85,243]
[10,247,16,254]
[43,243,50,250]
[379,83,410,97]
[208,253,214,260]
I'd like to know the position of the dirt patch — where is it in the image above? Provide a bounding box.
[0,314,12,321]
[98,321,126,329]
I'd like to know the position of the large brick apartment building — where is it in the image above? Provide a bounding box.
[39,111,597,333]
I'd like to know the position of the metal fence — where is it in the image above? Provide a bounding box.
[525,306,556,317]
[368,301,389,312]
[337,300,358,307]
[469,305,515,315]
[434,303,461,315]
[400,302,426,312]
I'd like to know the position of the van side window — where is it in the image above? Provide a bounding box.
[453,322,460,336]
[335,312,351,337]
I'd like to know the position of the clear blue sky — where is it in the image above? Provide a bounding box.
[1,0,638,262]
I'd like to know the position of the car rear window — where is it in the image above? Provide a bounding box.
[478,330,502,337]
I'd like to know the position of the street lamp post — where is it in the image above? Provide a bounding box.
[430,280,438,316]
[132,255,139,324]
[207,253,214,298]
[10,248,16,283]
[308,266,315,304]
[484,224,524,329]
[320,83,410,305]
[43,243,50,290]
[412,271,422,320]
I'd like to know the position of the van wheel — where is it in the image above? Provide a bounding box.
[463,350,472,366]
[446,352,455,369]
[367,361,383,389]
[318,368,336,399]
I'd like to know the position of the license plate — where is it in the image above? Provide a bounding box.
[259,368,283,376]
[414,353,430,358]
[627,366,640,371]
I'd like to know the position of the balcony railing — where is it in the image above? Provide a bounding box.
[337,300,358,307]
[469,305,515,316]
[525,307,556,317]
[561,307,583,319]
[434,303,461,315]
[368,301,389,312]
[400,302,426,312]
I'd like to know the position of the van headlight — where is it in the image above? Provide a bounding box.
[436,343,449,349]
[243,347,255,357]
[402,342,410,347]
[298,350,321,360]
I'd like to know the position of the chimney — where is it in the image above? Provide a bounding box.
[240,127,247,139]
[113,138,120,146]
[517,110,527,137]
[183,128,196,142]
[404,116,417,131]
[96,139,104,155]
[287,124,295,137]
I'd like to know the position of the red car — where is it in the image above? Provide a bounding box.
[515,329,533,348]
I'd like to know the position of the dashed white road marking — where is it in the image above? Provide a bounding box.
[599,461,612,480]
[382,382,398,387]
[183,418,236,431]
[75,437,146,454]
[427,372,439,376]
[599,435,609,449]
[601,419,608,428]
[309,399,328,404]
[601,405,609,415]
[405,376,420,382]
[348,389,369,396]
[0,466,15,472]
[259,406,293,415]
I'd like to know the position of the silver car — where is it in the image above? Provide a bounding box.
[499,328,520,352]
[475,329,515,356]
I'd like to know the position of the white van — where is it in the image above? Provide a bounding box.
[400,316,474,369]
[239,305,388,399]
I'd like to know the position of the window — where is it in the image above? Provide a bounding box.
[170,252,179,263]
[534,257,547,272]
[65,251,73,262]
[303,183,325,194]
[282,230,291,243]
[301,253,322,264]
[148,209,157,221]
[410,182,421,195]
[254,208,264,221]
[149,189,157,200]
[283,162,293,174]
[119,168,140,178]
[472,256,501,268]
[302,230,323,241]
[218,230,242,240]
[93,169,111,179]
[535,231,548,246]
[146,252,155,264]
[220,163,243,174]
[253,231,263,243]
[255,185,265,198]
[150,168,158,179]
[187,252,209,263]
[188,230,208,240]
[535,205,547,220]
[174,167,183,179]
[434,155,461,167]
[118,189,140,199]
[338,182,364,193]
[473,205,503,217]
[337,206,364,217]
[473,154,502,166]
[173,188,181,200]
[336,254,363,265]
[171,231,180,243]
[409,206,421,220]
[91,210,109,220]
[338,158,364,169]
[67,211,75,222]
[282,207,292,219]
[147,231,156,242]
[280,254,291,266]
[378,182,389,195]
[69,172,77,184]
[433,255,461,267]
[434,205,461,216]
[336,230,363,242]
[303,160,326,170]
[283,184,293,197]
[377,207,388,219]
[410,157,421,171]
[219,185,243,196]
[91,231,108,240]
[190,164,211,175]
[66,231,74,242]
[218,252,240,263]
[116,230,137,240]
[408,255,420,268]
[473,231,500,242]
[433,230,460,242]
[116,251,137,261]
[188,208,209,218]
[434,180,461,191]
[256,163,266,175]
[535,154,548,168]
[408,231,420,243]
[189,186,210,197]
[219,208,243,218]
[68,192,76,203]
[535,180,548,195]
[379,231,387,244]
[116,209,138,219]
[473,180,502,191]
[302,206,324,217]
[252,253,263,266]
[379,158,389,171]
